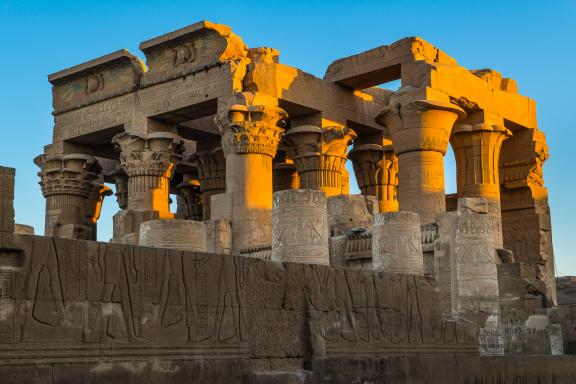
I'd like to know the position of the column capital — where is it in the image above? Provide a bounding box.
[500,128,549,190]
[112,132,184,177]
[191,146,226,193]
[214,92,288,157]
[348,142,399,212]
[376,99,466,155]
[284,125,356,196]
[34,153,102,198]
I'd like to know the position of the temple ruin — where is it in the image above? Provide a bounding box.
[1,20,575,383]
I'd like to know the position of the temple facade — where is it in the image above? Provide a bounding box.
[0,20,573,383]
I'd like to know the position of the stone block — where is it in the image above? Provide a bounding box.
[372,211,423,275]
[457,197,489,215]
[435,209,499,319]
[139,219,207,252]
[272,189,329,265]
[210,193,233,221]
[206,219,232,255]
[326,194,377,237]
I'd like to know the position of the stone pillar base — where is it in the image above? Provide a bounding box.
[139,220,206,252]
[372,211,423,275]
[272,189,329,265]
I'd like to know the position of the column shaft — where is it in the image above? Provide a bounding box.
[214,92,287,253]
[376,100,465,224]
[451,123,511,248]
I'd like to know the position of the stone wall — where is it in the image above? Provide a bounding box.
[0,233,478,367]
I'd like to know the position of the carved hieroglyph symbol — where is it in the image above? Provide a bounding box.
[85,73,104,93]
[173,43,196,67]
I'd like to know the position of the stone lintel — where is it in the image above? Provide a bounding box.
[48,49,144,85]
[139,20,248,87]
[325,36,536,130]
[245,62,385,132]
[324,36,458,88]
[49,49,146,115]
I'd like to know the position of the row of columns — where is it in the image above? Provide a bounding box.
[35,93,514,250]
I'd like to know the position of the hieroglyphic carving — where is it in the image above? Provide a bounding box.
[0,232,480,363]
[139,21,248,87]
[49,49,145,114]
[372,212,423,275]
[272,189,329,265]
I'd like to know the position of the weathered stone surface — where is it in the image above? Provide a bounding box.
[435,202,499,320]
[348,142,399,212]
[272,189,329,265]
[372,211,423,275]
[284,125,356,197]
[206,218,232,255]
[451,119,511,248]
[557,276,576,305]
[139,219,207,252]
[214,92,287,254]
[500,128,556,305]
[326,194,377,237]
[0,167,16,249]
[139,21,248,88]
[49,49,145,114]
[376,100,466,224]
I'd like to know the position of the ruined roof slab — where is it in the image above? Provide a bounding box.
[48,49,145,115]
[139,20,248,87]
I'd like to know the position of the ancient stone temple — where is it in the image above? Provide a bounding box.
[1,20,575,383]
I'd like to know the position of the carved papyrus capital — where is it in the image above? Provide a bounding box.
[214,92,288,157]
[500,128,549,190]
[112,132,184,178]
[34,153,102,198]
[348,143,398,212]
[283,125,356,195]
[376,100,465,155]
[192,146,226,193]
[451,123,511,195]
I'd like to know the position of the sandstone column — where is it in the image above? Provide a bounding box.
[348,142,398,212]
[435,199,500,324]
[272,189,329,265]
[111,132,183,243]
[193,146,226,220]
[451,121,511,248]
[34,153,103,239]
[214,92,287,254]
[284,125,356,197]
[376,100,465,223]
[372,211,423,274]
[499,128,557,305]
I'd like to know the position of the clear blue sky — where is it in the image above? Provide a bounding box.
[1,0,574,275]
